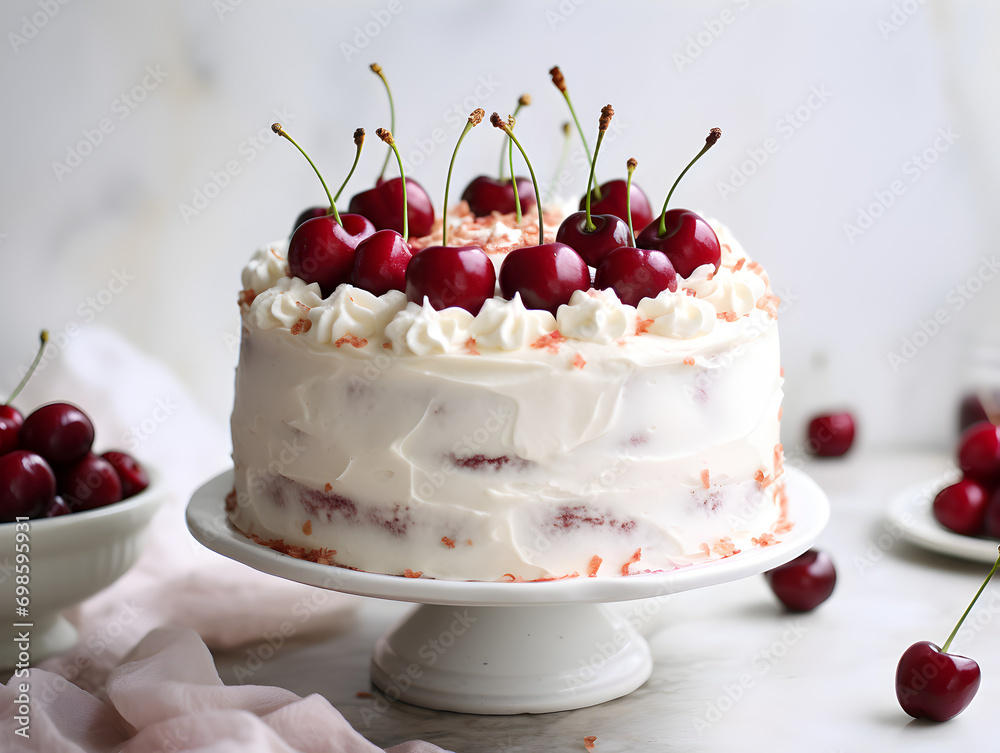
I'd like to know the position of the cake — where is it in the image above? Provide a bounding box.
[228,204,788,581]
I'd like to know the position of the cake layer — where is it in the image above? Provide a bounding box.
[229,213,786,580]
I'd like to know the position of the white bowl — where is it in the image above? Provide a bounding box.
[0,471,165,668]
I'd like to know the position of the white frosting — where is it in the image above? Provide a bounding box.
[230,212,787,581]
[385,300,475,355]
[470,293,556,351]
[683,264,767,317]
[637,291,717,339]
[249,276,325,330]
[241,241,289,294]
[557,289,636,344]
[308,286,407,347]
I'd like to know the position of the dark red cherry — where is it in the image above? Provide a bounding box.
[0,404,24,431]
[406,245,497,315]
[44,496,72,517]
[59,453,123,512]
[287,213,376,297]
[933,479,989,536]
[0,450,56,522]
[461,176,536,217]
[349,177,434,239]
[806,412,856,457]
[635,208,721,279]
[0,415,19,455]
[350,229,413,296]
[498,242,590,316]
[291,206,329,235]
[764,549,836,612]
[958,421,1000,485]
[983,487,1000,539]
[896,641,981,722]
[580,179,654,231]
[101,451,150,499]
[594,247,677,307]
[555,211,631,267]
[20,402,95,466]
[959,394,989,434]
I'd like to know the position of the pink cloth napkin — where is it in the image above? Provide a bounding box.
[0,627,450,752]
[1,328,450,752]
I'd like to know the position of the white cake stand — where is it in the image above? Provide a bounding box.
[187,468,828,714]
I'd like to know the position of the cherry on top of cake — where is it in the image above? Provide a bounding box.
[270,62,731,319]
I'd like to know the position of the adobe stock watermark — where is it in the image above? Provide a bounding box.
[843,126,958,244]
[545,0,587,31]
[339,0,404,63]
[886,254,998,372]
[8,0,73,54]
[120,395,179,451]
[691,619,807,735]
[399,74,502,174]
[716,85,832,200]
[878,0,928,40]
[672,0,752,72]
[12,268,135,381]
[51,64,169,182]
[177,107,295,224]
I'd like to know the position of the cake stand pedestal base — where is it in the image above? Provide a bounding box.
[370,603,651,714]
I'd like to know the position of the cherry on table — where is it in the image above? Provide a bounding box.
[59,453,123,512]
[932,479,989,537]
[19,402,95,466]
[101,451,150,498]
[764,548,836,612]
[806,412,856,457]
[958,420,1000,485]
[895,546,1000,722]
[959,394,989,434]
[0,450,56,522]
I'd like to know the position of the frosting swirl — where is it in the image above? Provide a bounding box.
[385,301,475,355]
[242,242,289,295]
[470,294,556,350]
[308,286,407,346]
[556,289,636,344]
[250,277,325,330]
[684,265,767,317]
[637,291,716,339]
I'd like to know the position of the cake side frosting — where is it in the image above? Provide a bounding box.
[229,207,786,580]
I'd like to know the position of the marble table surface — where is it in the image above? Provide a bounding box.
[213,451,1000,752]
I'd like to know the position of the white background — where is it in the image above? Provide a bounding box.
[1,0,998,453]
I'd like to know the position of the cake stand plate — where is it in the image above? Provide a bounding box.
[187,468,828,714]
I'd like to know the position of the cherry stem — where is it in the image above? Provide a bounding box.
[492,113,543,241]
[499,95,530,181]
[6,330,48,405]
[333,128,365,202]
[509,130,522,224]
[584,106,613,234]
[658,128,721,237]
[544,122,572,206]
[371,63,395,182]
[626,158,637,246]
[272,123,341,225]
[550,67,601,201]
[442,110,484,247]
[377,128,408,239]
[942,546,1000,653]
